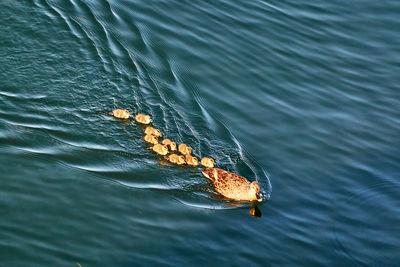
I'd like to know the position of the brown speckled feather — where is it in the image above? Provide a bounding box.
[201,168,260,201]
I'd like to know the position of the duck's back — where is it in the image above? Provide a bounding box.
[202,168,252,200]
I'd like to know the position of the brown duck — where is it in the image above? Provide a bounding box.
[202,168,262,202]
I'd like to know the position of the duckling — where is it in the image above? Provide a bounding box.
[145,126,161,137]
[144,134,158,145]
[185,155,199,167]
[166,154,185,165]
[135,113,151,124]
[109,109,130,119]
[201,167,262,202]
[151,144,168,155]
[178,144,191,155]
[162,139,177,151]
[201,157,215,168]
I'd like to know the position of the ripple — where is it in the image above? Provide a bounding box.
[0,90,47,100]
[333,182,400,265]
[4,0,271,211]
[36,0,271,205]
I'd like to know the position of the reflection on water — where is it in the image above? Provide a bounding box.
[249,205,262,218]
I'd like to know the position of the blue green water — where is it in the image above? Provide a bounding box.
[1,0,399,265]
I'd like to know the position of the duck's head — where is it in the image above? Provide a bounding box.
[250,181,262,202]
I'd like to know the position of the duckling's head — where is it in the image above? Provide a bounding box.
[250,181,262,202]
[201,157,214,168]
[170,142,177,151]
[144,115,151,123]
[154,129,161,137]
[189,156,198,166]
[177,155,185,164]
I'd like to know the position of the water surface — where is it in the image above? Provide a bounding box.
[1,0,399,265]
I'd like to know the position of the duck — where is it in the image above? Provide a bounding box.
[145,126,161,137]
[178,144,191,155]
[185,155,199,167]
[151,144,169,155]
[144,134,158,145]
[166,154,185,165]
[135,113,152,124]
[201,167,262,202]
[109,109,130,119]
[162,139,177,151]
[201,157,215,168]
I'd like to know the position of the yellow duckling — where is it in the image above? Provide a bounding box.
[166,154,185,165]
[162,139,177,151]
[135,113,151,124]
[178,144,192,155]
[201,157,215,168]
[144,134,158,145]
[145,126,161,137]
[152,144,168,155]
[109,109,130,119]
[202,168,262,202]
[185,155,199,167]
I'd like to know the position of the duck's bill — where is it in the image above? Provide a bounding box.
[257,198,263,202]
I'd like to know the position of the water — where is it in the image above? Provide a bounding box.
[1,0,399,265]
